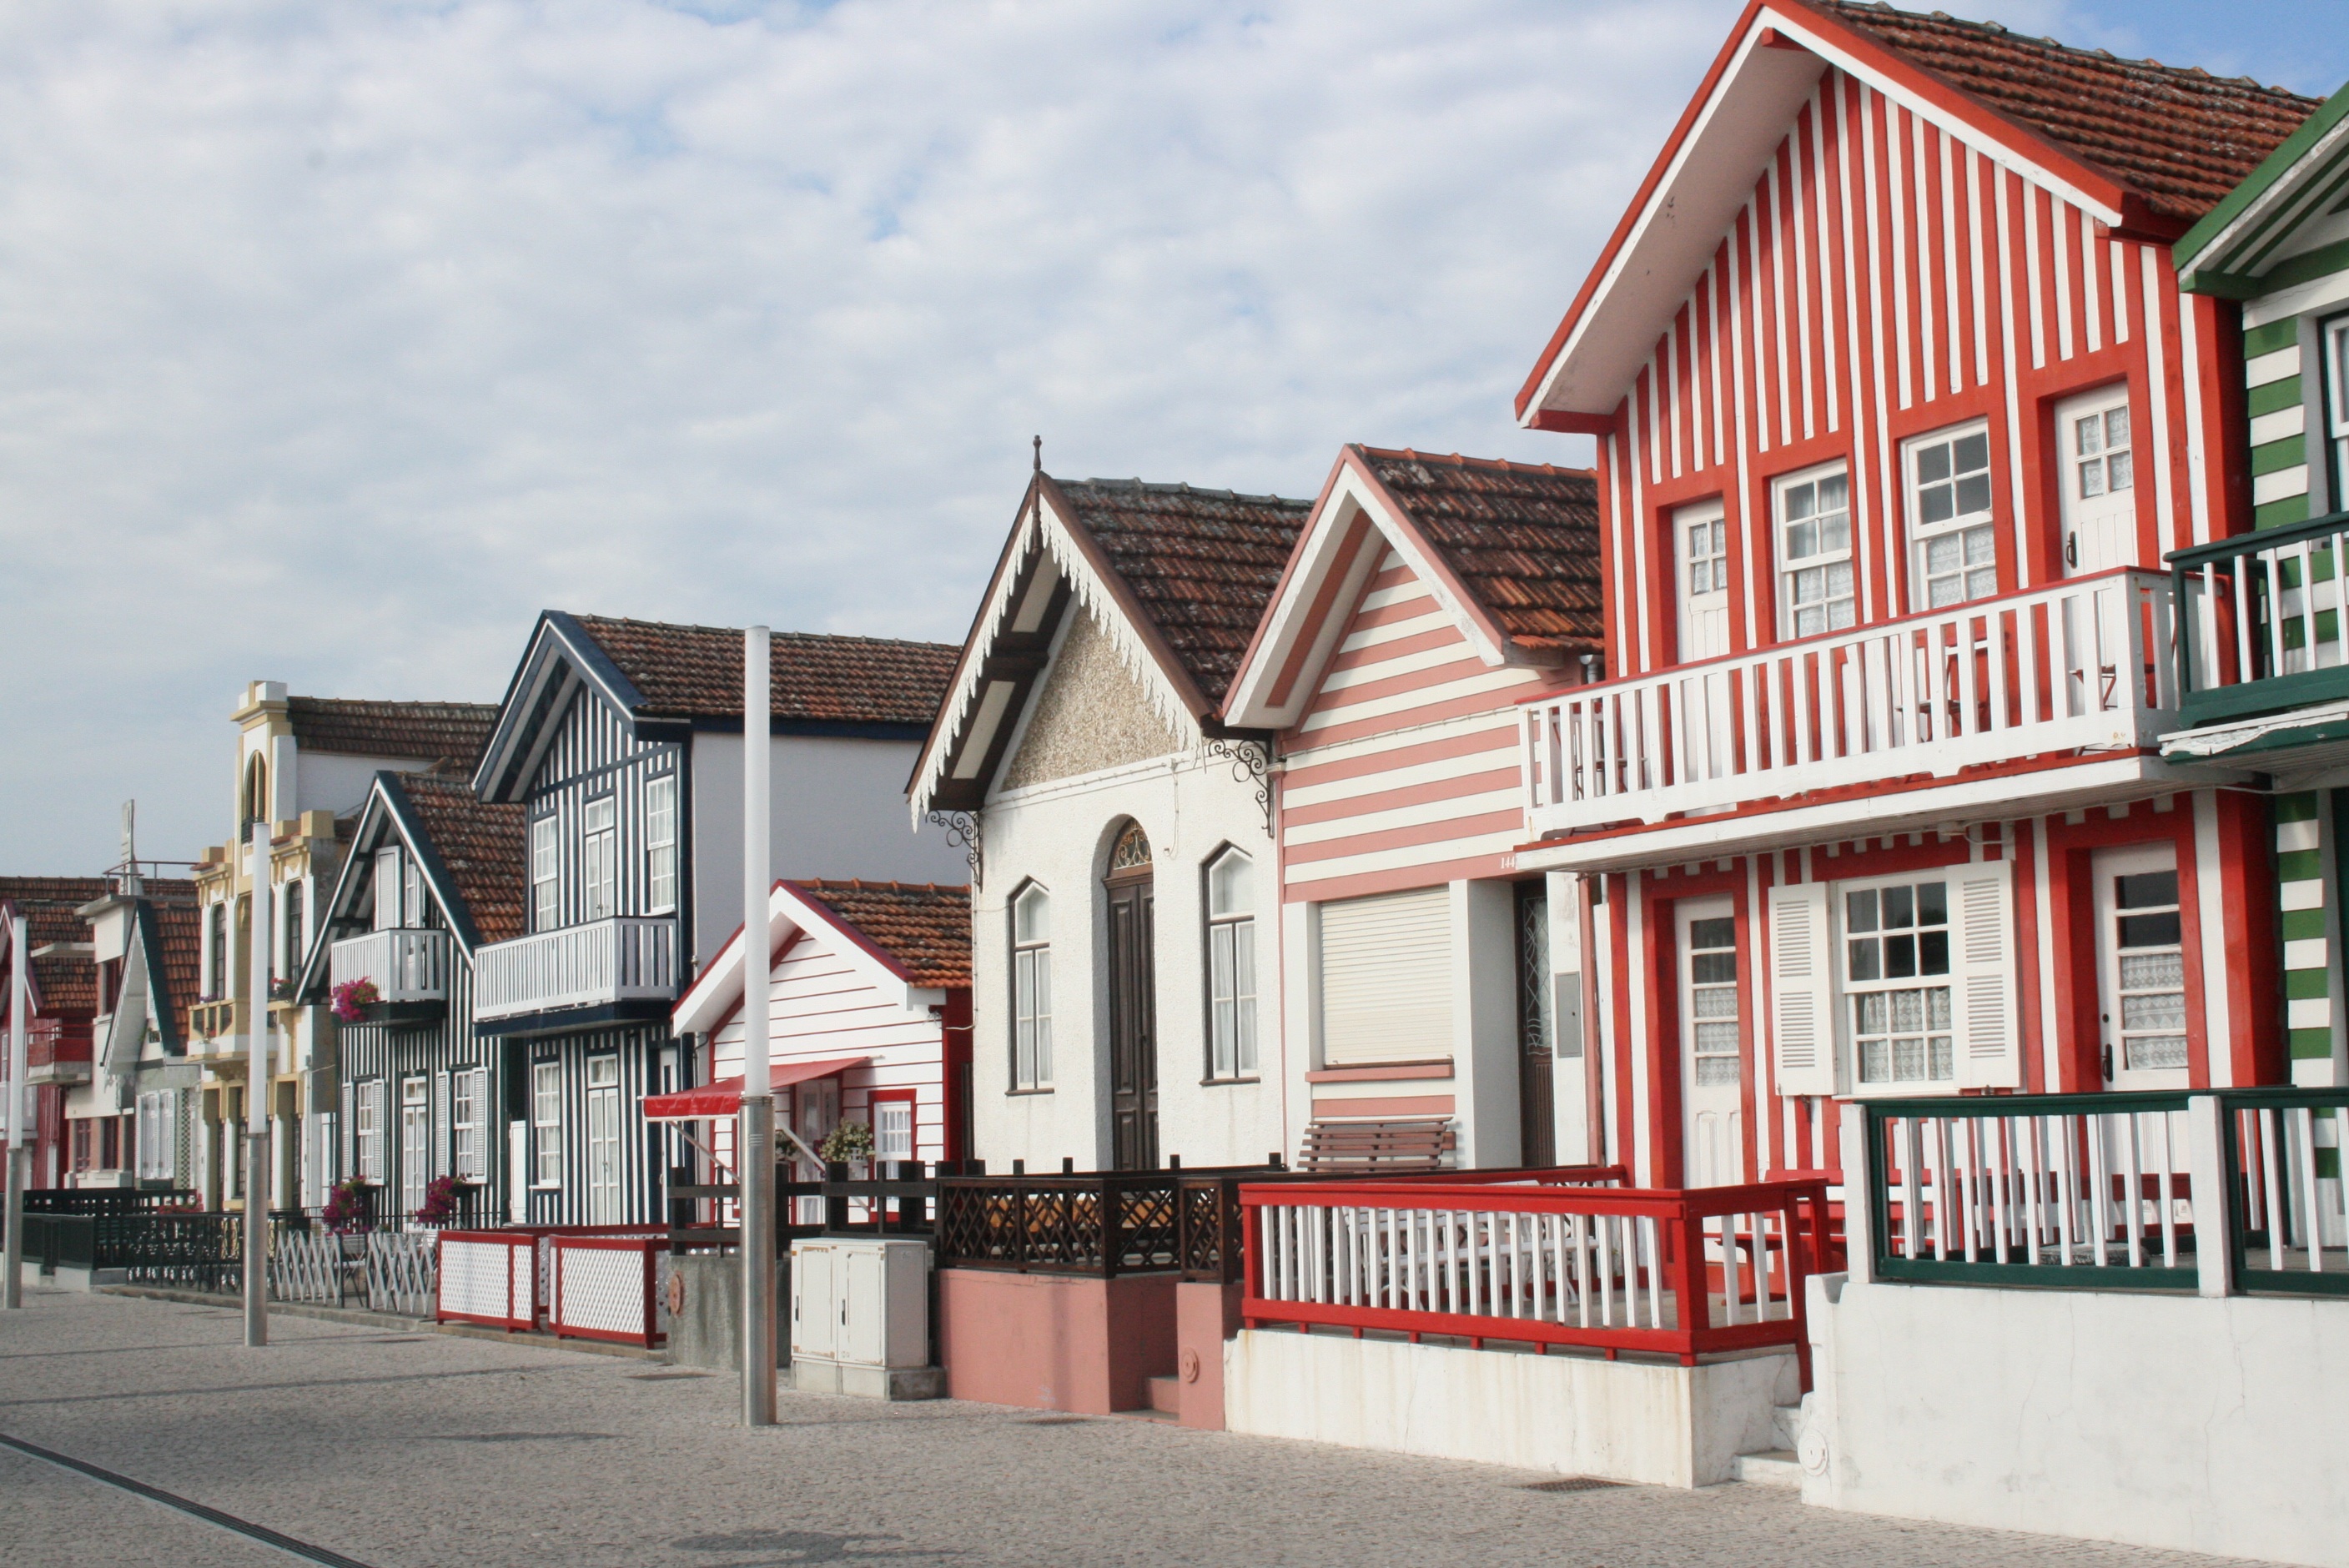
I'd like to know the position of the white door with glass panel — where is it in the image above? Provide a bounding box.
[586,1054,621,1223]
[1677,500,1730,661]
[400,1077,429,1218]
[2058,387,2135,576]
[1678,899,1743,1188]
[2095,845,2189,1088]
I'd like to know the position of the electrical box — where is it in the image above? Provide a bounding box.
[788,1238,937,1399]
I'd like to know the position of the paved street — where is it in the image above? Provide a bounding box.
[0,1288,2261,1568]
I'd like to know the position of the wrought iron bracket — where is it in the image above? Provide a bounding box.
[1201,736,1275,838]
[927,809,983,882]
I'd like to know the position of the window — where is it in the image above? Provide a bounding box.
[532,1062,563,1187]
[531,815,559,932]
[871,1093,915,1163]
[280,880,304,982]
[2071,402,2133,500]
[1845,880,1954,1086]
[2327,316,2349,503]
[2111,867,2186,1075]
[1205,848,1257,1078]
[374,847,403,932]
[206,903,227,998]
[1777,466,1854,637]
[405,856,426,930]
[586,1055,621,1224]
[646,775,678,914]
[581,797,617,922]
[1685,914,1740,1086]
[452,1070,480,1184]
[1012,883,1052,1089]
[1907,425,1996,608]
[400,1077,430,1217]
[356,1080,385,1183]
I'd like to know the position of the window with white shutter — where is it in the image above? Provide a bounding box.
[1950,861,2020,1089]
[433,1070,452,1178]
[1769,882,1836,1096]
[1317,887,1453,1066]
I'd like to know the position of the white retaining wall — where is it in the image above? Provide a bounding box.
[1225,1328,1798,1487]
[1804,1274,2349,1567]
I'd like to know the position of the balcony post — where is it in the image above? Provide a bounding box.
[2187,1093,2235,1299]
[5,912,29,1309]
[1838,1101,1877,1285]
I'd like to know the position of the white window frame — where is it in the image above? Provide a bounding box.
[581,797,617,922]
[1904,421,1998,611]
[871,1094,915,1163]
[1011,882,1052,1090]
[1205,848,1257,1080]
[2068,391,2135,506]
[452,1069,480,1184]
[374,847,404,932]
[356,1079,385,1184]
[1774,462,1855,640]
[532,1061,563,1188]
[1838,872,1959,1092]
[2326,315,2349,503]
[531,815,559,932]
[645,774,678,914]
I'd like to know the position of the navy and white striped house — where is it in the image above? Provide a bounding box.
[466,612,964,1225]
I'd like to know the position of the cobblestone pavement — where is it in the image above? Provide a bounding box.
[0,1289,2264,1568]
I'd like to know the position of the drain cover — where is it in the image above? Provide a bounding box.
[1521,1476,1622,1493]
[627,1371,712,1381]
[1021,1416,1090,1426]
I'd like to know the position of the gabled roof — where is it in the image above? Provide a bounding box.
[2176,78,2349,298]
[1224,448,1601,729]
[1,877,116,1018]
[131,894,202,1055]
[299,771,527,994]
[284,697,497,768]
[908,473,1310,817]
[475,611,961,802]
[672,877,971,1036]
[1517,0,2318,428]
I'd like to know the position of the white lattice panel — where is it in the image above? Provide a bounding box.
[440,1240,512,1319]
[511,1244,535,1322]
[555,1245,651,1338]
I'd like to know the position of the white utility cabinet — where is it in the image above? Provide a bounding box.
[787,1238,939,1400]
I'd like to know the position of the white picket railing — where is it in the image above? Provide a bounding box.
[2172,515,2349,711]
[2232,1094,2349,1279]
[329,928,450,1003]
[1524,569,2176,837]
[474,917,677,1021]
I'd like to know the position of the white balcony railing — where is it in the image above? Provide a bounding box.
[473,916,677,1022]
[329,928,450,1004]
[1524,569,2178,841]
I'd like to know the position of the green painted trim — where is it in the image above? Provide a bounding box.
[2178,78,2349,278]
[2285,966,2331,998]
[2246,318,2306,358]
[2233,234,2349,301]
[2282,907,2329,941]
[2290,1027,2335,1058]
[2276,791,2321,821]
[2258,495,2314,530]
[2239,160,2349,279]
[2248,376,2306,416]
[2240,1269,2349,1298]
[2175,676,2349,731]
[2254,435,2312,475]
[2279,848,2325,882]
[1875,1256,2199,1291]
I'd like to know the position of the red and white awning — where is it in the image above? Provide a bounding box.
[640,1055,866,1121]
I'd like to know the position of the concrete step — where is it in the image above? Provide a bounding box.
[1146,1375,1182,1416]
[1732,1449,1803,1488]
[1769,1403,1803,1450]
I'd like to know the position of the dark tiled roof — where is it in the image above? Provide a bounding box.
[1356,450,1604,654]
[1819,1,2317,223]
[0,877,199,1020]
[792,880,970,989]
[148,892,202,1016]
[394,774,529,947]
[571,616,960,728]
[285,698,498,770]
[1048,479,1312,705]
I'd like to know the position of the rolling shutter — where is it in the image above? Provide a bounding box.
[1770,881,1837,1097]
[1319,887,1453,1066]
[1952,861,2020,1089]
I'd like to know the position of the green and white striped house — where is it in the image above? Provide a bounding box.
[2170,77,2349,1090]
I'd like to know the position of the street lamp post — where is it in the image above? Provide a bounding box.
[3,913,28,1310]
[244,822,271,1347]
[741,626,777,1425]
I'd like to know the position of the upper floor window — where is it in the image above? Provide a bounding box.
[646,775,678,914]
[373,847,403,932]
[1907,425,1996,609]
[581,797,617,922]
[2326,316,2349,502]
[531,1061,562,1187]
[205,902,228,998]
[1205,848,1257,1079]
[1012,882,1052,1090]
[1846,878,1954,1088]
[531,816,558,932]
[2072,402,2132,500]
[1777,466,1853,638]
[280,880,304,980]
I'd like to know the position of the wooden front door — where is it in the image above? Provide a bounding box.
[1516,880,1556,1167]
[1105,824,1159,1171]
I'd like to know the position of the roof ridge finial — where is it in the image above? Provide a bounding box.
[1033,435,1042,476]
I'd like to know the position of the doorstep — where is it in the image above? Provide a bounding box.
[96,1286,666,1361]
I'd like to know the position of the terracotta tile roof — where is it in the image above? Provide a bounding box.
[1818,1,2318,223]
[1046,478,1313,706]
[1356,449,1604,655]
[0,877,199,1020]
[391,774,529,947]
[792,880,970,989]
[148,890,202,1016]
[570,616,960,728]
[284,698,498,770]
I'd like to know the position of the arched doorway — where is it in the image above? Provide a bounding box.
[1104,821,1159,1170]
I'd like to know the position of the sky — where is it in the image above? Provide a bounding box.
[0,0,2339,873]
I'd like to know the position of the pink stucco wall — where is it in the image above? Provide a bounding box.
[938,1269,1178,1414]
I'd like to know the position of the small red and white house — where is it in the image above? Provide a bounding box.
[656,879,972,1185]
[1502,0,2318,1187]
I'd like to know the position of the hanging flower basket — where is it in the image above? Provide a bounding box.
[322,1178,373,1234]
[329,977,380,1023]
[412,1175,465,1228]
[818,1120,873,1173]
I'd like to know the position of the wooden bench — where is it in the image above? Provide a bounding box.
[1299,1117,1455,1174]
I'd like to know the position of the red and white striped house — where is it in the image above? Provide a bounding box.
[1224,447,1602,1168]
[1506,1,2316,1185]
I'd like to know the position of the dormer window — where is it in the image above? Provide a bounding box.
[531,816,559,932]
[581,797,617,922]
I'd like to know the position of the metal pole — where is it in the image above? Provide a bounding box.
[4,914,29,1309]
[244,822,271,1347]
[741,626,777,1425]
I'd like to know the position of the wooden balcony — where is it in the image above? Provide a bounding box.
[1521,570,2188,871]
[474,916,677,1023]
[329,928,450,1023]
[27,1018,92,1086]
[2163,509,2349,760]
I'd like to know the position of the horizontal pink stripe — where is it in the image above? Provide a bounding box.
[1281,766,1519,828]
[1283,852,1518,904]
[1366,561,1415,591]
[1305,1059,1454,1083]
[1311,1093,1456,1118]
[1281,725,1516,792]
[1327,623,1470,673]
[1300,689,1525,750]
[1307,656,1489,716]
[1282,807,1525,867]
[1345,592,1439,632]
